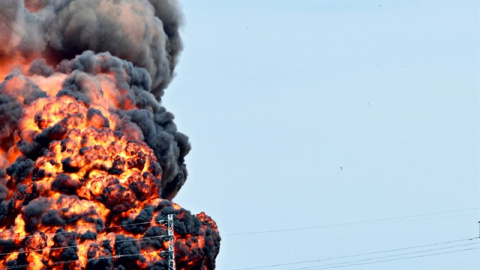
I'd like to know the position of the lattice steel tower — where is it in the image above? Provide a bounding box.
[157,214,176,270]
[167,214,176,270]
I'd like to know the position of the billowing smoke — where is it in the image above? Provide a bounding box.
[1,0,181,98]
[1,0,186,202]
[0,0,220,269]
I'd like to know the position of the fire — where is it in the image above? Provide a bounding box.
[0,53,220,269]
[1,1,220,268]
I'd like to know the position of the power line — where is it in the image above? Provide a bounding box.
[1,215,177,269]
[292,247,480,270]
[1,207,476,242]
[232,236,480,270]
[6,238,478,270]
[1,208,478,268]
[0,234,171,257]
[225,207,479,237]
[15,247,474,270]
[0,225,189,258]
[6,252,164,270]
[0,220,159,242]
[291,241,480,270]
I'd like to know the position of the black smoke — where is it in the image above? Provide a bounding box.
[0,1,221,268]
[1,0,183,99]
[0,0,190,199]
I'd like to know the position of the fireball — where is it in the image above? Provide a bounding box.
[0,1,220,269]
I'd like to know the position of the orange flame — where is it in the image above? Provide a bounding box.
[0,56,220,269]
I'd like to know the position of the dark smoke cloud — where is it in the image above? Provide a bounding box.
[0,51,190,199]
[0,0,190,199]
[1,0,183,98]
[0,1,221,268]
[60,52,191,198]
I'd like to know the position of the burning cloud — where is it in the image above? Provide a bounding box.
[0,1,220,269]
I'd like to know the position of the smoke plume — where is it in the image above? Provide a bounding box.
[0,0,220,269]
[1,0,181,98]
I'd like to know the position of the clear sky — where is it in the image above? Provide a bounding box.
[164,1,479,269]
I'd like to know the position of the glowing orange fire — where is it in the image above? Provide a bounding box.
[0,53,220,269]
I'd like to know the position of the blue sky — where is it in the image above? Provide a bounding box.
[164,1,479,269]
